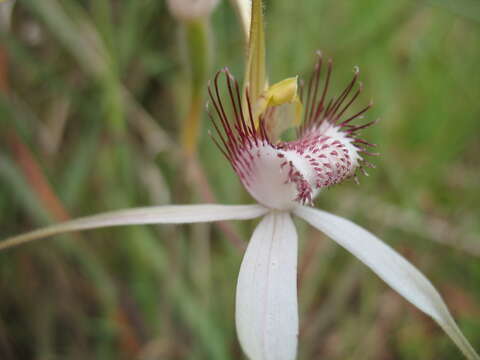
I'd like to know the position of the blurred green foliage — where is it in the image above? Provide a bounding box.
[0,0,479,359]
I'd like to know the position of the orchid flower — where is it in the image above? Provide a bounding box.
[2,0,479,359]
[1,53,479,360]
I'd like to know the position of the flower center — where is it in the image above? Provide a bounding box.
[207,53,377,210]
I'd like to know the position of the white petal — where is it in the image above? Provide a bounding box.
[236,212,298,360]
[0,204,268,251]
[294,205,480,360]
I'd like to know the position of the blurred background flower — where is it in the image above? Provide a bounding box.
[167,0,219,21]
[0,0,15,33]
[0,0,479,359]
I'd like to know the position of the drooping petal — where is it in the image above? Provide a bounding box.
[294,205,480,360]
[0,204,268,251]
[236,212,298,360]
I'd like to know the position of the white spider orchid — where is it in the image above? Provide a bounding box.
[2,0,479,358]
[1,53,479,360]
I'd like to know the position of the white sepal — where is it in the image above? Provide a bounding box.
[236,211,298,360]
[0,204,268,251]
[294,205,480,360]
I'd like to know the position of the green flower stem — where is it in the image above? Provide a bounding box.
[180,19,212,155]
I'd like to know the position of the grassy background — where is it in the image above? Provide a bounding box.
[0,0,479,359]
